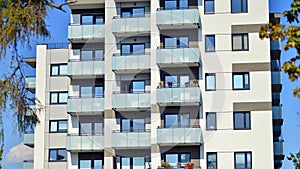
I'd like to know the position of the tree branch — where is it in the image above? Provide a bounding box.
[47,1,78,12]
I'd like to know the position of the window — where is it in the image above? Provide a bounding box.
[51,64,67,76]
[205,73,216,91]
[164,75,190,88]
[49,149,67,161]
[121,8,145,17]
[207,153,217,169]
[79,153,103,169]
[121,44,145,55]
[206,113,216,130]
[232,34,248,51]
[50,120,68,133]
[232,72,249,90]
[164,37,189,48]
[164,0,188,9]
[205,35,215,52]
[81,50,104,61]
[131,81,145,93]
[204,0,215,14]
[116,156,149,169]
[165,153,190,166]
[80,122,103,135]
[235,152,251,169]
[121,119,145,132]
[234,112,250,130]
[50,92,68,104]
[80,86,104,98]
[165,114,190,128]
[231,0,247,13]
[81,15,104,25]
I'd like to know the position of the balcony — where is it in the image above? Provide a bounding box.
[23,161,33,169]
[273,106,283,126]
[112,131,151,149]
[68,60,105,79]
[274,141,285,160]
[25,77,36,93]
[24,132,34,148]
[24,57,36,68]
[68,0,105,7]
[272,92,281,106]
[157,127,202,145]
[112,53,151,74]
[156,47,200,67]
[272,71,282,92]
[112,15,151,37]
[112,92,151,111]
[156,8,200,29]
[68,24,105,42]
[156,87,201,106]
[66,134,104,152]
[273,126,282,137]
[67,97,104,114]
[274,160,283,168]
[25,105,36,116]
[271,40,281,51]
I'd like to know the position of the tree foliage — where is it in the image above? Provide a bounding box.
[0,0,75,167]
[260,0,300,98]
[288,150,300,169]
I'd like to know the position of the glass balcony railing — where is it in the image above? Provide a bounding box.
[112,131,151,148]
[272,72,282,85]
[270,40,281,50]
[25,77,36,90]
[272,92,281,101]
[274,141,284,156]
[156,8,200,27]
[156,87,201,104]
[23,161,33,169]
[272,106,283,120]
[156,47,200,65]
[112,15,151,35]
[24,133,34,147]
[112,53,151,72]
[68,24,105,40]
[67,97,104,113]
[157,127,202,144]
[66,135,104,151]
[112,92,151,109]
[68,60,105,77]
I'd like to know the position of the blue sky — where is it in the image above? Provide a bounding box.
[2,1,300,169]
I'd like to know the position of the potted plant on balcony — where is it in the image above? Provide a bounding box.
[192,79,199,87]
[162,162,171,169]
[158,81,164,88]
[185,162,194,169]
[167,81,173,88]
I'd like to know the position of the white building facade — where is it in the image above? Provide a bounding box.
[23,0,284,169]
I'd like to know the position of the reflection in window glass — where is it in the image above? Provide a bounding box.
[205,35,215,52]
[82,15,93,24]
[205,0,215,13]
[205,74,216,91]
[57,150,67,160]
[180,154,190,165]
[179,0,188,8]
[121,119,131,132]
[180,114,190,127]
[133,119,145,131]
[80,160,92,169]
[50,93,58,104]
[206,113,216,130]
[180,76,189,87]
[234,112,250,129]
[95,160,103,169]
[58,121,68,132]
[165,38,177,48]
[95,86,104,97]
[165,76,177,87]
[207,153,217,168]
[165,114,178,128]
[95,50,104,60]
[232,0,247,13]
[80,123,92,135]
[132,81,145,93]
[166,154,178,166]
[95,16,104,24]
[165,0,177,9]
[121,45,131,55]
[179,37,189,48]
[133,157,145,169]
[81,51,93,60]
[59,93,68,103]
[51,65,59,76]
[94,123,103,135]
[132,44,145,54]
[132,8,145,17]
[60,65,67,75]
[233,73,249,90]
[81,86,93,98]
[122,158,130,169]
[50,121,58,132]
[49,150,57,161]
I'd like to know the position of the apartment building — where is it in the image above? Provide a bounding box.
[23,0,284,169]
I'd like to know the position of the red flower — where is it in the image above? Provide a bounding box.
[185,162,194,169]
